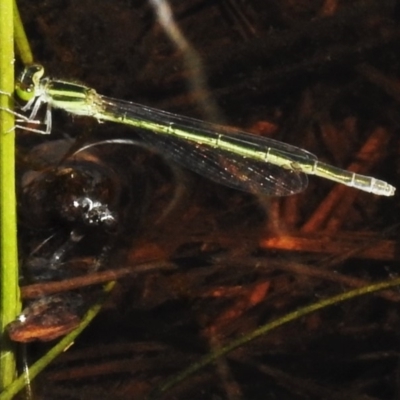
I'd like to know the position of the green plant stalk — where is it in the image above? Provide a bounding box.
[13,0,32,65]
[0,0,19,391]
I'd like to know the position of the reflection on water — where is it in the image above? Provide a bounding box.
[10,136,176,342]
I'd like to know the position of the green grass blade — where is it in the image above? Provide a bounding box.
[148,277,400,398]
[13,0,33,65]
[0,0,20,391]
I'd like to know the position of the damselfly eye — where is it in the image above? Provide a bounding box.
[16,64,45,101]
[20,64,44,85]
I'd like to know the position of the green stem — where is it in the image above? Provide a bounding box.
[13,0,33,65]
[0,0,19,391]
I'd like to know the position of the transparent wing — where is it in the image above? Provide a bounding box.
[138,130,309,196]
[101,96,318,196]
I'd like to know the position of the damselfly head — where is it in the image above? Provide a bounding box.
[16,64,45,102]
